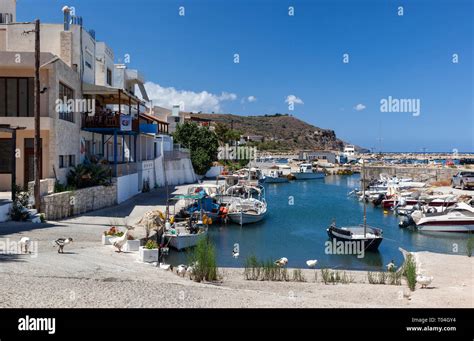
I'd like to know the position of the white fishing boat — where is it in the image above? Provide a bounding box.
[264,169,289,183]
[411,202,474,233]
[292,163,325,180]
[227,197,267,225]
[163,219,208,251]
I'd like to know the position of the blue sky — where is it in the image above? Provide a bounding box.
[19,0,473,152]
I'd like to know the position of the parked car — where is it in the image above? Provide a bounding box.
[452,171,474,190]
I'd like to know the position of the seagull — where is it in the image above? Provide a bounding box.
[275,257,288,267]
[306,260,318,268]
[54,238,73,254]
[18,237,31,254]
[386,260,397,272]
[416,275,433,289]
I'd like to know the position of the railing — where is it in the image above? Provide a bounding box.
[139,123,158,134]
[82,113,139,132]
[104,162,138,177]
[164,150,191,160]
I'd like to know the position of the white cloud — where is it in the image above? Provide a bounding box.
[144,81,237,112]
[354,103,366,111]
[285,95,304,105]
[247,95,257,102]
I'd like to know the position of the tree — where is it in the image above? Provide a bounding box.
[214,122,241,146]
[173,122,218,175]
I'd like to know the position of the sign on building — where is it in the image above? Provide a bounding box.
[120,114,132,131]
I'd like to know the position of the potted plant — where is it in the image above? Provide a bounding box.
[102,226,123,245]
[138,239,159,263]
[124,234,140,252]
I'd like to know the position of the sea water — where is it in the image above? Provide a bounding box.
[166,175,470,270]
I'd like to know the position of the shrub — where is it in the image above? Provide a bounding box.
[292,269,306,282]
[466,235,474,257]
[9,185,30,221]
[66,163,111,189]
[403,255,417,291]
[189,238,219,282]
[144,239,158,250]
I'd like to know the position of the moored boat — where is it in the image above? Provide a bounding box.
[293,163,325,180]
[411,202,474,233]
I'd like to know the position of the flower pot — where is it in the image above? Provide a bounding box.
[125,239,140,252]
[139,246,159,263]
[102,235,114,245]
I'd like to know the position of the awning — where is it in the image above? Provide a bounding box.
[82,83,145,106]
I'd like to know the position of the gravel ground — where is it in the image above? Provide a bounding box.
[0,187,472,308]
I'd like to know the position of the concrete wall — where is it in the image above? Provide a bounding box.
[363,166,462,183]
[116,173,139,204]
[41,183,117,220]
[95,42,114,87]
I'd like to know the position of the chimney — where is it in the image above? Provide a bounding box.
[62,6,71,31]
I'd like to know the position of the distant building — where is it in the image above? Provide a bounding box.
[298,150,336,164]
[241,135,264,143]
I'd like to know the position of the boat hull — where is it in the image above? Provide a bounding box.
[326,227,383,251]
[228,212,266,224]
[165,230,207,251]
[265,177,289,183]
[416,223,474,233]
[293,172,325,180]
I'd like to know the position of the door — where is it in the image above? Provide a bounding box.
[24,138,42,186]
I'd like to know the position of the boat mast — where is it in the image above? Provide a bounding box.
[362,159,367,237]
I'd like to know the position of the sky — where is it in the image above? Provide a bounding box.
[17,0,473,152]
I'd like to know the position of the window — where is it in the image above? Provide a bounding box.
[58,82,74,122]
[106,68,112,86]
[68,155,76,167]
[0,77,34,117]
[0,139,13,174]
[59,155,65,168]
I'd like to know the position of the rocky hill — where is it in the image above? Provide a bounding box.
[192,113,357,152]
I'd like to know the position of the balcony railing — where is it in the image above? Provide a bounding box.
[82,113,139,132]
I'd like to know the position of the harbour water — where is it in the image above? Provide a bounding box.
[166,175,470,270]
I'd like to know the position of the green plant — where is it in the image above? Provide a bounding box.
[144,239,158,250]
[66,163,111,189]
[9,185,30,221]
[466,235,474,257]
[189,238,219,282]
[367,271,388,285]
[173,122,219,175]
[39,213,46,223]
[321,269,353,284]
[403,255,417,291]
[244,255,261,280]
[292,269,306,282]
[54,181,76,193]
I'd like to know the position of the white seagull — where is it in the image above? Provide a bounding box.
[416,275,433,289]
[18,237,31,254]
[275,257,288,267]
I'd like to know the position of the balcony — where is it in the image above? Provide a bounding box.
[139,123,158,134]
[82,113,139,133]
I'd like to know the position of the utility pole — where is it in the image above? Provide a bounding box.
[34,19,41,212]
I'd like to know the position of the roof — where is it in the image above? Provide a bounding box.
[82,83,145,106]
[139,113,169,125]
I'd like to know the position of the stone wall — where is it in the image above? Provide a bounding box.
[41,183,117,220]
[363,166,462,183]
